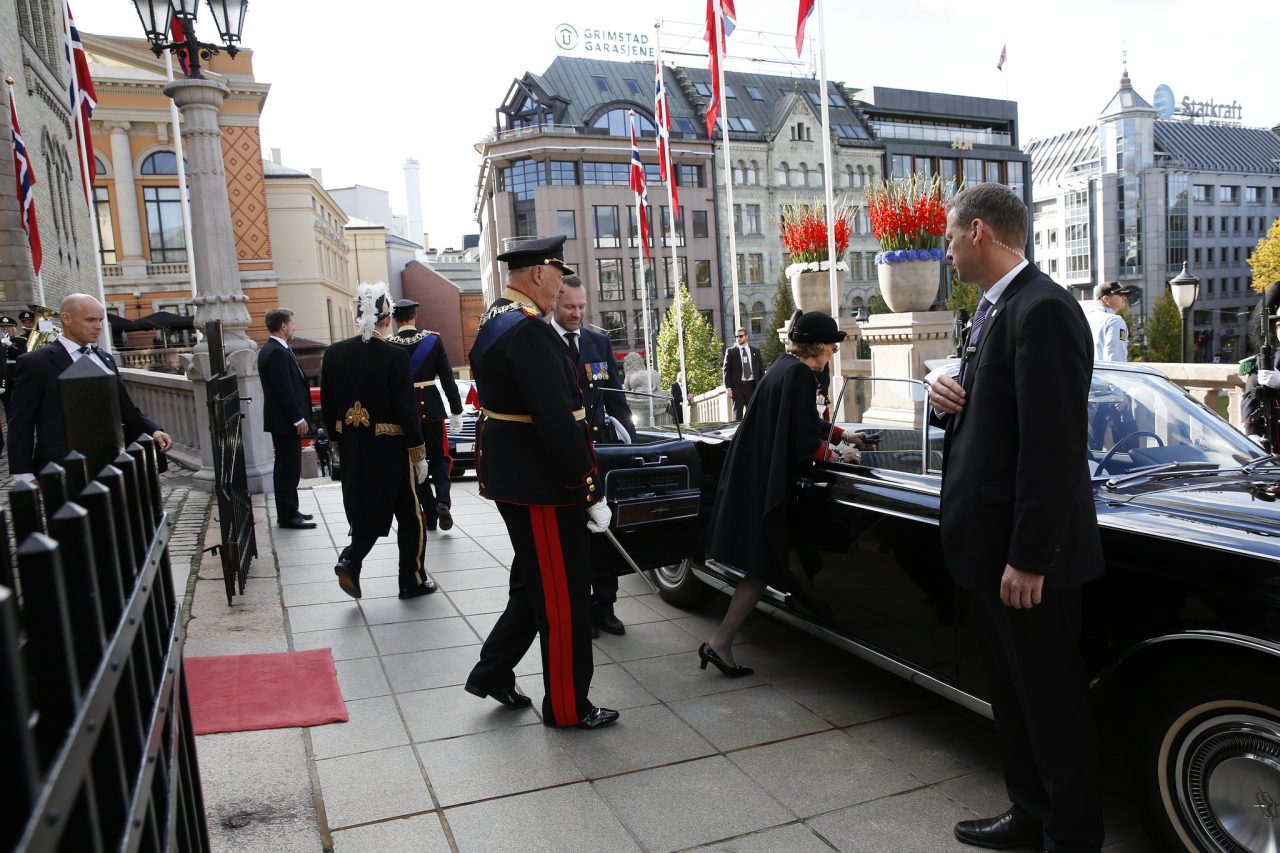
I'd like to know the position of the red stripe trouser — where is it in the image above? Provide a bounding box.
[467,502,593,726]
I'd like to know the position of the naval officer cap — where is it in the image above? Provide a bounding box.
[787,310,848,344]
[496,235,574,275]
[392,299,419,311]
[18,310,34,321]
[1094,281,1135,299]
[0,316,15,326]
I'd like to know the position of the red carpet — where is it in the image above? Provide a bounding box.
[186,649,349,735]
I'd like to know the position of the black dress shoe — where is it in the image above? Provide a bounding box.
[398,580,438,599]
[279,517,317,530]
[296,513,314,521]
[575,707,620,729]
[464,681,532,709]
[698,642,753,677]
[954,810,1041,850]
[423,512,438,532]
[594,613,626,635]
[436,503,453,531]
[334,558,361,599]
[591,622,600,639]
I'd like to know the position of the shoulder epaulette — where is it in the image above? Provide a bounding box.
[479,300,535,329]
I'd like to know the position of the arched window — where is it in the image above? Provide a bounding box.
[141,151,179,175]
[94,155,109,177]
[749,301,765,335]
[775,162,789,186]
[812,164,824,188]
[746,160,758,185]
[732,160,744,185]
[841,165,853,188]
[590,109,656,137]
[792,163,807,188]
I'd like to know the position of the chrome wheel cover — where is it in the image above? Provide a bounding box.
[1176,712,1280,853]
[655,558,692,589]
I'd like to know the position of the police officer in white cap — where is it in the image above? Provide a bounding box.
[1085,282,1134,363]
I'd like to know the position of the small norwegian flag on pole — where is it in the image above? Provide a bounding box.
[629,113,652,262]
[653,58,679,215]
[64,2,97,203]
[795,0,816,56]
[8,81,43,276]
[997,43,1007,71]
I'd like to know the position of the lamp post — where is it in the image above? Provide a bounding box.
[129,0,272,491]
[1169,262,1201,363]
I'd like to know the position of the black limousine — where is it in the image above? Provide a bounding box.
[589,364,1280,853]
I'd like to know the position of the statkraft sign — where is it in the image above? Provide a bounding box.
[1176,96,1243,122]
[554,23,655,58]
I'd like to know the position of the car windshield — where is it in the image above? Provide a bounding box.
[822,365,1271,479]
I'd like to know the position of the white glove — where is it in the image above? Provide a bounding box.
[415,458,429,484]
[827,442,860,464]
[586,501,612,533]
[1260,370,1280,390]
[449,414,464,433]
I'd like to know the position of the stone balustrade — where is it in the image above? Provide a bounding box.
[119,367,202,472]
[117,347,192,373]
[691,386,730,424]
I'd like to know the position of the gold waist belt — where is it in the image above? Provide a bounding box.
[414,380,438,388]
[483,407,585,424]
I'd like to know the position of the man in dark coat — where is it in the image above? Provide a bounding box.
[388,298,463,531]
[930,183,1104,853]
[722,327,765,420]
[1,315,25,411]
[7,294,173,479]
[548,274,633,637]
[463,235,619,730]
[321,283,435,601]
[258,307,315,530]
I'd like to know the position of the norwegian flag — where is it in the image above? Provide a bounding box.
[629,114,652,262]
[653,59,680,215]
[997,43,1007,71]
[9,90,43,276]
[64,3,97,203]
[702,0,737,137]
[796,0,815,56]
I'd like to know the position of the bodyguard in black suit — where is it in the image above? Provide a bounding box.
[464,235,619,730]
[722,327,765,420]
[548,274,634,637]
[258,308,314,530]
[388,299,463,531]
[930,183,1104,853]
[7,294,173,478]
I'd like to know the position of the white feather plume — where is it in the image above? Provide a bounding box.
[354,281,391,341]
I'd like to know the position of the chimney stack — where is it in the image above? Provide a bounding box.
[404,158,424,249]
[270,147,282,165]
[311,167,323,184]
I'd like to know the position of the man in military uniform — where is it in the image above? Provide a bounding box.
[463,235,619,730]
[388,298,464,531]
[549,274,633,638]
[321,282,437,601]
[1085,282,1135,449]
[18,309,35,336]
[0,316,22,410]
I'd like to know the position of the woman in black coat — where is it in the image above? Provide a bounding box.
[700,312,863,676]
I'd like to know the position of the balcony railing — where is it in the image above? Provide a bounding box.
[147,262,189,276]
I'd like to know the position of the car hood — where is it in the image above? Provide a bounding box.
[1103,472,1280,539]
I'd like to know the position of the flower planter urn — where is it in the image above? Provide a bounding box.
[877,258,942,313]
[789,270,834,315]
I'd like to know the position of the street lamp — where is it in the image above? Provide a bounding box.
[131,0,247,79]
[1169,262,1201,363]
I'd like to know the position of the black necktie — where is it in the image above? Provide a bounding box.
[78,344,96,357]
[565,331,579,361]
[960,298,992,385]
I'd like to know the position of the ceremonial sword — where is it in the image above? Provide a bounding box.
[601,527,660,594]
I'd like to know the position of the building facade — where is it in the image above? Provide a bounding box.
[1028,70,1280,361]
[263,153,353,344]
[1,0,99,311]
[400,260,484,369]
[84,33,279,345]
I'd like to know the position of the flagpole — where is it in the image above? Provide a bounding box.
[165,49,198,299]
[656,21,688,423]
[714,0,742,338]
[36,273,45,307]
[629,108,656,427]
[64,0,109,350]
[816,0,840,316]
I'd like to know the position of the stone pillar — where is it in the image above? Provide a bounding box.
[860,310,954,428]
[167,76,273,493]
[105,121,146,276]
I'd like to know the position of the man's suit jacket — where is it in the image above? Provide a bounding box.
[257,337,311,435]
[722,343,764,395]
[6,343,162,475]
[938,264,1103,592]
[568,326,634,441]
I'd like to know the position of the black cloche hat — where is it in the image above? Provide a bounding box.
[787,310,848,344]
[496,235,574,274]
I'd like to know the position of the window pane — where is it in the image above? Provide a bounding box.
[141,151,178,175]
[94,186,117,264]
[597,259,624,300]
[557,210,576,239]
[600,310,627,347]
[143,185,186,262]
[594,205,620,248]
[692,210,709,239]
[695,259,711,287]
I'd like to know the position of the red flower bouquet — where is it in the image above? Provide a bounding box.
[865,175,952,265]
[778,199,854,274]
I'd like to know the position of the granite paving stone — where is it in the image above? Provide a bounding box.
[333,656,391,701]
[284,601,367,634]
[689,823,838,852]
[314,746,431,829]
[358,593,460,625]
[594,619,703,662]
[308,695,409,759]
[850,708,1000,785]
[553,703,716,779]
[429,566,511,591]
[670,684,831,752]
[289,626,377,661]
[400,684,540,742]
[445,782,641,853]
[414,725,585,806]
[368,616,480,656]
[805,787,978,852]
[330,814,452,853]
[620,652,766,703]
[772,666,937,728]
[446,586,515,616]
[382,644,482,693]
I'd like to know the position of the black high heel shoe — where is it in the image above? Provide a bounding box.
[698,642,753,677]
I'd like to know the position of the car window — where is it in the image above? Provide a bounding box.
[594,386,683,445]
[829,376,942,476]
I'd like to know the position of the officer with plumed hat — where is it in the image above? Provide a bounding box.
[387,297,464,531]
[463,235,620,729]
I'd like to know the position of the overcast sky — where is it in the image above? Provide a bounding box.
[79,0,1275,251]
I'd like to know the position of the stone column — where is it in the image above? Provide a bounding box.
[104,121,146,277]
[166,76,273,493]
[860,310,955,428]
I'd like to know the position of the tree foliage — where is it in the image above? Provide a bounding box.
[945,280,981,317]
[1250,217,1280,293]
[1146,288,1183,363]
[657,282,722,396]
[869,289,890,315]
[761,276,796,366]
